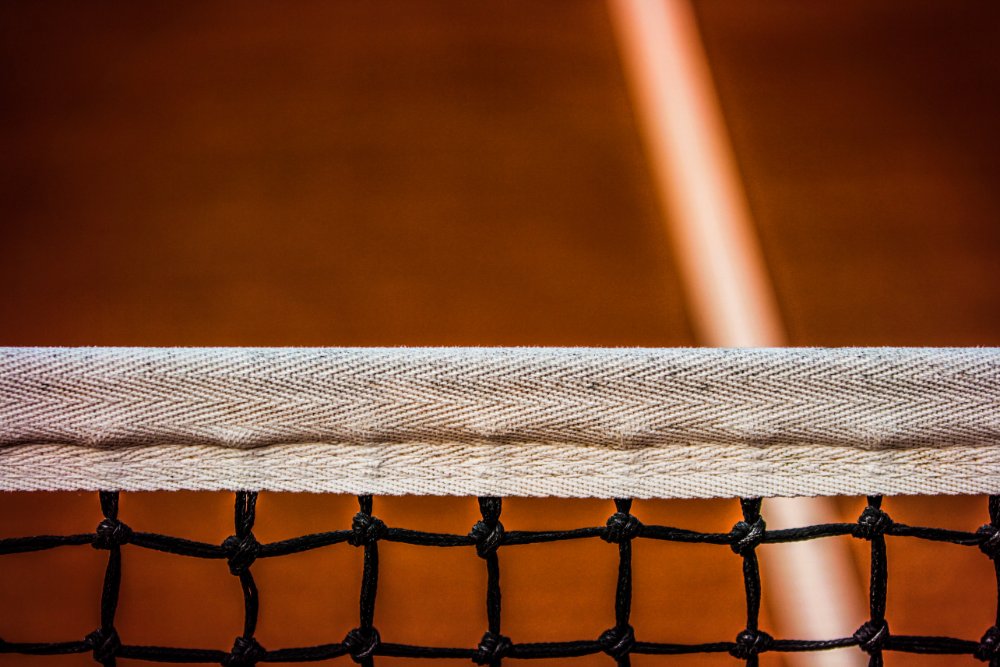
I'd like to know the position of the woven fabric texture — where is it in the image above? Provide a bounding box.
[1,347,998,497]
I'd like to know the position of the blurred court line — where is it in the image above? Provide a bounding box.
[606,1,866,664]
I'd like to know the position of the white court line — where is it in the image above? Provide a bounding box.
[605,0,865,663]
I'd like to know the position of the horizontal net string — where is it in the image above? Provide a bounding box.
[1,493,999,666]
[0,521,985,558]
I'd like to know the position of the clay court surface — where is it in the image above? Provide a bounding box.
[1,2,999,664]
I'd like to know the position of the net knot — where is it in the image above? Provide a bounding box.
[854,619,890,654]
[473,631,512,665]
[853,506,892,540]
[729,515,766,556]
[223,636,266,667]
[469,520,505,558]
[92,518,132,549]
[602,512,642,544]
[348,512,385,547]
[729,629,773,659]
[343,627,380,663]
[598,624,635,659]
[976,626,1000,662]
[977,524,1000,560]
[222,532,260,575]
[85,627,121,664]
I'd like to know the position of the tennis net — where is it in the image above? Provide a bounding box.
[1,347,998,665]
[1,492,998,665]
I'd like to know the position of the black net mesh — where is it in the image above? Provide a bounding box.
[1,492,999,666]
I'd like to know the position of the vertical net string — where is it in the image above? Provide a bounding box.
[87,491,128,666]
[599,498,638,666]
[344,495,382,665]
[471,497,510,666]
[869,496,888,667]
[222,491,265,667]
[853,495,891,667]
[976,496,1000,666]
[993,497,1000,633]
[729,498,771,666]
[238,493,260,640]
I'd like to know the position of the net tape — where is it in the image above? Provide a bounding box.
[3,347,999,498]
[2,493,1000,666]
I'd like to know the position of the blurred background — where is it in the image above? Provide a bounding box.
[1,1,998,665]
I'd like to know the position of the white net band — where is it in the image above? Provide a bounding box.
[2,347,998,497]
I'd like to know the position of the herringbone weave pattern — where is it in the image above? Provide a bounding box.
[1,347,997,496]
